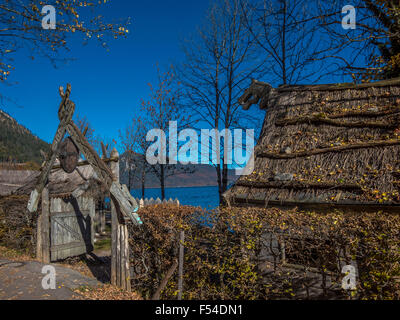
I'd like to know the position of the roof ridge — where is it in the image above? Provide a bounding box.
[276,77,400,92]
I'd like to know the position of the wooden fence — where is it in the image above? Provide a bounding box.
[135,198,180,208]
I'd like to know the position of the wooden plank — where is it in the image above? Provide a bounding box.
[111,152,120,287]
[111,199,118,286]
[49,197,94,261]
[110,182,141,225]
[90,198,95,245]
[36,208,43,261]
[110,150,132,291]
[124,224,131,292]
[50,210,90,218]
[50,242,89,252]
[119,225,125,289]
[116,223,121,287]
[41,188,50,264]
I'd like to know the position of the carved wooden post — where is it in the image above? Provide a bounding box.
[110,149,131,291]
[38,187,50,264]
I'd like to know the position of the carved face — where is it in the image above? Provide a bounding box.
[59,137,79,174]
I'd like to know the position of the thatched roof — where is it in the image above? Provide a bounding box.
[225,78,400,212]
[13,161,107,199]
[0,170,37,196]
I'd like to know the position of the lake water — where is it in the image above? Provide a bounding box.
[130,186,220,209]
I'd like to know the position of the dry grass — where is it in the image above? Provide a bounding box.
[73,285,142,300]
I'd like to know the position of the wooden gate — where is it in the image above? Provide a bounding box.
[49,196,95,261]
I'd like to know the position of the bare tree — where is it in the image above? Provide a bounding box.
[179,0,265,204]
[0,0,129,83]
[74,114,97,148]
[242,0,340,86]
[315,0,400,81]
[141,65,193,200]
[74,113,115,158]
[119,116,151,196]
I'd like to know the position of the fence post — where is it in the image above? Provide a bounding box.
[39,187,50,264]
[110,149,131,291]
[178,230,185,300]
[100,199,106,235]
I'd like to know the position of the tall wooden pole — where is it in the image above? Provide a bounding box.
[110,149,131,292]
[178,230,185,300]
[41,187,51,264]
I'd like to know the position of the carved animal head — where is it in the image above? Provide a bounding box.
[239,79,273,110]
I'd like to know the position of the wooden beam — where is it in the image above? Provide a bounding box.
[51,157,118,171]
[67,121,140,225]
[66,121,114,187]
[275,116,399,129]
[258,140,400,159]
[41,188,50,264]
[235,180,362,192]
[28,87,75,213]
[231,196,400,213]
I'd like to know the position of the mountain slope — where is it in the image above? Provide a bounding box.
[120,152,238,189]
[0,109,50,164]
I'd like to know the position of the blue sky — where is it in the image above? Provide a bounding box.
[0,0,210,145]
[0,0,358,153]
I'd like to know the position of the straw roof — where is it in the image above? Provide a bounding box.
[224,78,400,212]
[0,170,37,196]
[13,161,107,199]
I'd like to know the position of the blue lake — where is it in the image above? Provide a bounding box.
[130,186,220,209]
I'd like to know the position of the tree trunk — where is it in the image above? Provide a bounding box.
[160,164,166,200]
[215,165,223,205]
[141,166,146,199]
[222,162,228,203]
[127,166,132,192]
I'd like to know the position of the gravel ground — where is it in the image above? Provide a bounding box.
[0,258,101,300]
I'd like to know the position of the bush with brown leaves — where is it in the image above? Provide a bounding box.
[0,195,37,256]
[129,205,400,300]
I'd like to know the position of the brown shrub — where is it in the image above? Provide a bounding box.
[129,205,400,300]
[0,195,37,255]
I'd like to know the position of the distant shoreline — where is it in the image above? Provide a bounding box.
[131,185,219,190]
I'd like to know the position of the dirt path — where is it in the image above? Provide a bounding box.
[0,258,101,300]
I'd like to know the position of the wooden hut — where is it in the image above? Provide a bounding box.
[14,161,108,261]
[15,162,106,200]
[224,78,400,213]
